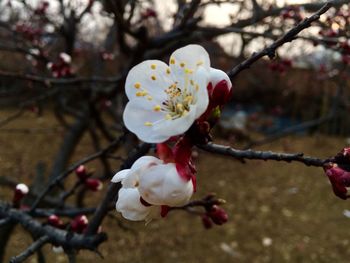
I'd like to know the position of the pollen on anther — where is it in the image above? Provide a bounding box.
[151,75,156,80]
[134,82,141,89]
[170,58,175,64]
[190,79,194,85]
[144,122,153,126]
[180,62,185,68]
[153,105,161,112]
[185,68,193,74]
[151,64,156,70]
[166,68,171,74]
[136,91,147,97]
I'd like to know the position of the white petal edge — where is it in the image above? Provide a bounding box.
[111,169,130,183]
[209,68,232,90]
[125,60,174,102]
[123,98,171,143]
[116,188,152,221]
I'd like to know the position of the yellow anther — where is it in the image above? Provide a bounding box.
[151,64,156,70]
[144,122,153,127]
[151,75,156,80]
[170,58,175,64]
[180,62,185,68]
[197,61,203,66]
[166,68,171,74]
[184,96,193,104]
[176,103,183,111]
[153,105,161,112]
[190,79,194,85]
[165,114,172,120]
[134,82,141,89]
[185,68,193,74]
[195,84,199,91]
[136,91,147,97]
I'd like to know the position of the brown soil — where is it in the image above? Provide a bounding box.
[1,110,350,263]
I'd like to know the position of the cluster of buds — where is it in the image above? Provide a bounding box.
[47,53,73,78]
[324,147,350,200]
[268,59,293,74]
[15,23,42,43]
[12,183,29,208]
[70,215,89,233]
[319,29,339,39]
[200,194,228,229]
[338,41,350,65]
[280,6,303,22]
[47,214,65,229]
[141,8,157,20]
[34,1,49,16]
[75,165,103,192]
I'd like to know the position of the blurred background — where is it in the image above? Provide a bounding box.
[0,0,350,262]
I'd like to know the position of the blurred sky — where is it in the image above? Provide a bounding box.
[4,0,329,61]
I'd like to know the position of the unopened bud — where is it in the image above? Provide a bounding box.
[47,214,64,228]
[85,178,103,191]
[201,214,213,229]
[13,183,29,205]
[208,205,228,225]
[211,80,231,106]
[71,215,88,233]
[75,165,87,180]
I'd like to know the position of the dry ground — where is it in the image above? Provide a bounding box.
[1,110,350,263]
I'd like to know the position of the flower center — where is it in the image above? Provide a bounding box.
[159,71,198,120]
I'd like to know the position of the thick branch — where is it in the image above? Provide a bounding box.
[0,203,106,251]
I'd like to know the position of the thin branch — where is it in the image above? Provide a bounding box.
[10,235,50,263]
[30,134,127,212]
[199,142,328,167]
[227,1,334,79]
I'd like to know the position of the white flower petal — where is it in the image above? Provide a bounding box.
[131,156,162,171]
[116,188,152,221]
[125,60,173,102]
[123,98,170,143]
[138,163,194,207]
[154,107,197,138]
[111,169,130,183]
[192,67,209,118]
[122,156,163,188]
[209,68,232,90]
[169,45,210,82]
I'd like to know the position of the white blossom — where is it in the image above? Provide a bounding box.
[111,156,193,221]
[123,44,211,143]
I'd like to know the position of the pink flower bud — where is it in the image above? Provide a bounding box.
[85,178,103,191]
[75,165,87,180]
[208,205,228,225]
[13,183,29,204]
[211,80,232,106]
[47,214,64,228]
[324,163,350,200]
[71,215,88,233]
[201,214,213,229]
